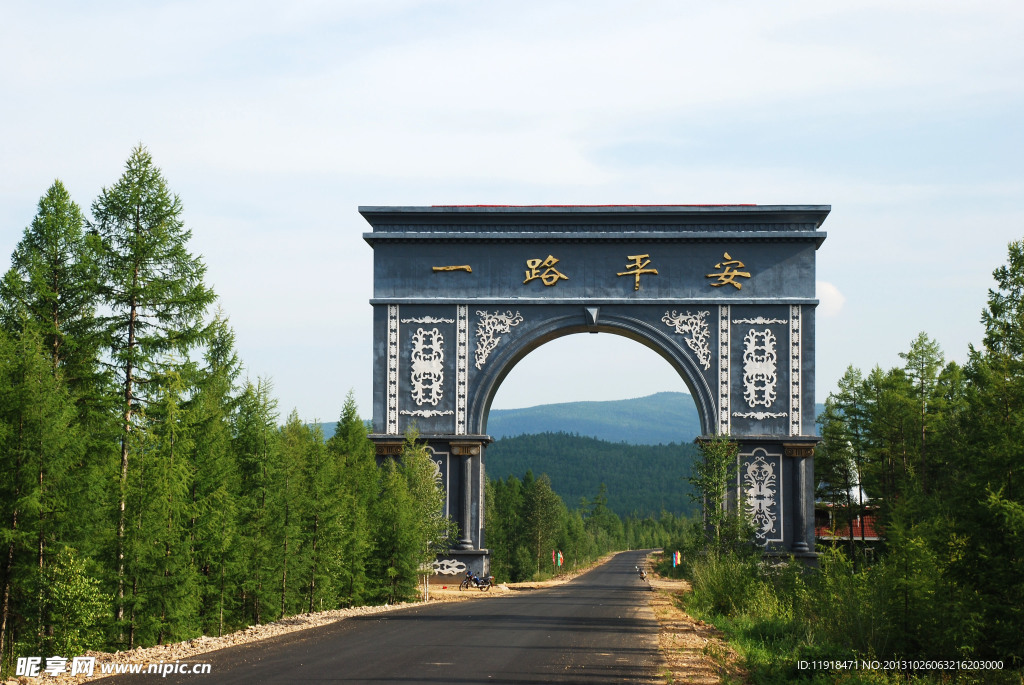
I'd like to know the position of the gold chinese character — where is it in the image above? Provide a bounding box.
[616,254,658,291]
[523,255,568,286]
[706,252,751,289]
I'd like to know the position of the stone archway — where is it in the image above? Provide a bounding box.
[362,205,829,573]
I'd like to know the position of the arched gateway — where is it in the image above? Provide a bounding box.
[362,205,829,573]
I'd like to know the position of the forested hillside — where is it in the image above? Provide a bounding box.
[486,392,703,444]
[485,432,699,517]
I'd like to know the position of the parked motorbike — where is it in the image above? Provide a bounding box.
[459,570,494,591]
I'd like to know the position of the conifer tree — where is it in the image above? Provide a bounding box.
[91,145,216,631]
[0,326,80,667]
[126,372,200,646]
[522,473,563,574]
[189,313,241,635]
[0,180,112,575]
[302,423,341,613]
[0,180,102,380]
[369,458,419,604]
[233,379,279,625]
[325,392,377,606]
[368,432,453,603]
[275,411,310,618]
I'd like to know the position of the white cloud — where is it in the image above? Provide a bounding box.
[816,281,846,317]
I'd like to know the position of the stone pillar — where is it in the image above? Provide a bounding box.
[784,443,815,554]
[451,442,481,550]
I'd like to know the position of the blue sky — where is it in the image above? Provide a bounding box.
[2,1,1022,420]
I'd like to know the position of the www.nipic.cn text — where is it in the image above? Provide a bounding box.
[16,656,213,677]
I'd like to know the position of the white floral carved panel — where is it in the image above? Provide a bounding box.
[432,559,467,576]
[662,310,712,370]
[410,327,444,406]
[474,310,523,369]
[400,409,453,417]
[741,328,778,408]
[401,316,454,324]
[743,451,780,542]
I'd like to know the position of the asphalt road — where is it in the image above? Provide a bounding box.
[100,550,663,684]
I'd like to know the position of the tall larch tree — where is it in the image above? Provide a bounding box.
[0,179,102,381]
[190,313,242,636]
[325,392,377,606]
[90,145,215,634]
[0,180,111,566]
[233,379,279,625]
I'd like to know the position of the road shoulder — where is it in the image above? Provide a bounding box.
[643,554,748,684]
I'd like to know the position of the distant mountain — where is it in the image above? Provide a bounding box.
[316,393,825,446]
[487,392,702,445]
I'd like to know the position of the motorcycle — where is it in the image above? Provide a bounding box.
[459,570,494,591]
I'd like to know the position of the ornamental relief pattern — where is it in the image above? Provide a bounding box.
[661,310,712,370]
[432,559,467,576]
[456,305,468,434]
[410,327,445,406]
[743,452,778,541]
[790,305,802,436]
[732,316,788,325]
[742,328,778,408]
[400,409,453,417]
[718,306,730,435]
[386,305,399,434]
[732,411,788,420]
[401,316,454,324]
[474,310,524,369]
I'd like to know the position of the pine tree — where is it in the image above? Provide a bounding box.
[522,473,563,575]
[899,332,945,496]
[189,313,241,635]
[91,145,216,633]
[302,423,341,613]
[233,379,279,625]
[275,411,310,618]
[130,371,200,646]
[0,180,102,381]
[325,392,377,606]
[369,458,419,604]
[0,180,112,583]
[0,325,81,667]
[368,432,453,603]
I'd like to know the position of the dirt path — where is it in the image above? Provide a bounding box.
[643,554,747,684]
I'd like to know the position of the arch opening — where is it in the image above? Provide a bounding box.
[486,330,703,438]
[469,314,718,439]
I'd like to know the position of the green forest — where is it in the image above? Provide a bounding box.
[0,148,462,670]
[0,147,687,674]
[485,432,699,516]
[659,242,1024,681]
